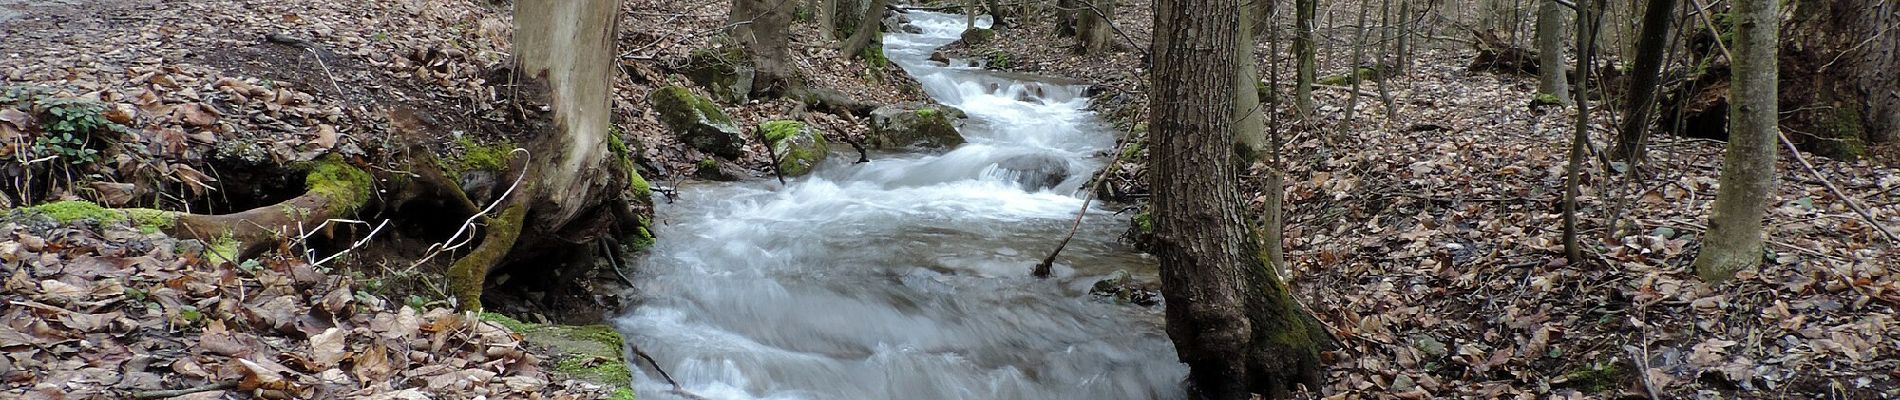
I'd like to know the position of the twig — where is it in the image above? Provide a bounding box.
[629,343,711,400]
[1033,110,1141,277]
[412,149,532,268]
[307,48,348,99]
[133,382,238,399]
[1776,131,1899,244]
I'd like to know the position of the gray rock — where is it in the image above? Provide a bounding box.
[1090,270,1132,296]
[994,153,1070,191]
[760,120,830,177]
[650,86,745,159]
[868,103,964,149]
[681,48,755,104]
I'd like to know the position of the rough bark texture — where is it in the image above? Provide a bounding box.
[1075,0,1116,54]
[1150,0,1327,396]
[839,0,888,61]
[1610,0,1675,164]
[1234,7,1266,159]
[732,0,799,93]
[1534,0,1571,106]
[448,0,643,318]
[1776,0,1897,155]
[1294,0,1317,118]
[1692,0,1776,283]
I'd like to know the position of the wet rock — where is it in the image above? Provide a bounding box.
[1090,270,1132,295]
[760,120,830,176]
[1089,270,1161,307]
[693,157,749,181]
[960,27,994,46]
[650,86,745,159]
[994,153,1069,191]
[928,51,949,64]
[902,24,923,34]
[681,47,755,104]
[868,103,964,149]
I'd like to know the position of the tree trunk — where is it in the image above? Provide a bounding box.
[1076,0,1117,54]
[1345,5,1368,122]
[1056,0,1080,37]
[1294,0,1317,118]
[1610,0,1674,165]
[1534,0,1571,106]
[1562,0,1599,265]
[1776,0,1897,156]
[1692,0,1776,283]
[449,0,646,314]
[839,0,889,61]
[1235,3,1267,159]
[818,0,837,40]
[1395,0,1410,75]
[1149,0,1328,396]
[733,0,799,94]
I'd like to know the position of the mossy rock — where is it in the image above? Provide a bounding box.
[869,103,964,149]
[683,47,755,104]
[960,28,995,46]
[20,200,177,234]
[1554,360,1631,393]
[1317,66,1383,86]
[480,313,633,397]
[650,86,745,159]
[760,120,830,177]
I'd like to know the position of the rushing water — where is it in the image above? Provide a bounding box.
[617,11,1187,400]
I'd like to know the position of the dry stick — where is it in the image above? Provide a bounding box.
[1778,132,1899,244]
[1033,109,1142,278]
[133,382,238,399]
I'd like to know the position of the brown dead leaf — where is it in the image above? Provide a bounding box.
[308,327,349,370]
[89,182,139,206]
[174,103,219,127]
[170,163,218,196]
[309,124,338,150]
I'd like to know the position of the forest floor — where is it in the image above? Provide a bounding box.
[958,1,1899,398]
[0,0,916,398]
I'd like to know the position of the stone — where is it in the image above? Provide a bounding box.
[993,153,1069,191]
[693,157,748,181]
[760,120,830,177]
[868,103,964,149]
[1090,270,1132,296]
[650,86,745,159]
[960,28,994,46]
[681,47,755,104]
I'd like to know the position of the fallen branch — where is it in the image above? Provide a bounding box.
[133,382,238,399]
[1033,110,1142,277]
[1777,131,1899,244]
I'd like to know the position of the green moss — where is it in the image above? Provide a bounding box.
[914,108,941,119]
[1318,67,1380,85]
[23,200,178,233]
[304,156,372,215]
[206,232,240,262]
[1119,140,1144,159]
[1559,361,1629,393]
[986,50,1011,69]
[447,136,518,174]
[760,120,805,143]
[697,157,718,170]
[606,132,653,199]
[609,388,636,400]
[1819,105,1867,159]
[860,46,889,70]
[1132,211,1154,234]
[480,311,536,333]
[652,85,735,127]
[1532,92,1564,106]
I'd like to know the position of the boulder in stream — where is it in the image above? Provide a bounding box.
[993,153,1070,191]
[761,120,830,176]
[650,85,745,159]
[869,103,965,149]
[960,27,994,46]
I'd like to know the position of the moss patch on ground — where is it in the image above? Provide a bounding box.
[761,120,803,143]
[479,312,634,394]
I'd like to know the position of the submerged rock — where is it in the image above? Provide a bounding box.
[994,153,1070,191]
[693,157,749,181]
[760,120,830,176]
[869,103,964,149]
[650,86,745,159]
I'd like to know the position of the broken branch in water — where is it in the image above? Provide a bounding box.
[1033,107,1144,277]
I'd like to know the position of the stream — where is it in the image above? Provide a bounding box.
[618,11,1187,399]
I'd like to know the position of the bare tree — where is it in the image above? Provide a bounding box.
[1293,0,1317,118]
[1149,0,1328,396]
[1076,0,1118,54]
[838,0,889,61]
[1560,0,1600,265]
[1533,0,1570,106]
[1693,0,1777,282]
[1609,0,1675,165]
[731,0,799,92]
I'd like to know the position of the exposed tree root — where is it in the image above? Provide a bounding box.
[167,156,373,262]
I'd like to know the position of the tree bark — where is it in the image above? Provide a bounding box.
[732,0,799,94]
[818,0,837,40]
[839,0,888,61]
[1234,4,1267,160]
[449,0,646,313]
[1534,0,1571,106]
[1692,0,1776,283]
[1610,0,1674,165]
[1076,0,1117,54]
[1562,0,1598,265]
[1293,0,1317,118]
[1150,0,1327,396]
